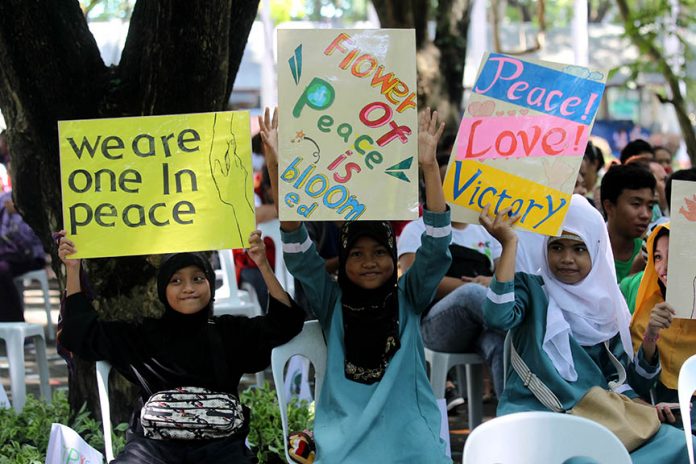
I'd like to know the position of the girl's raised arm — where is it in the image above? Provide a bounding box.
[57,230,82,296]
[479,205,519,282]
[418,108,446,213]
[246,229,292,307]
[258,107,300,232]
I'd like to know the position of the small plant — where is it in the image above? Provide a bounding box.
[240,382,315,464]
[0,390,128,462]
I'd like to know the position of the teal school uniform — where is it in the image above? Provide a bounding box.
[282,209,453,464]
[484,272,695,463]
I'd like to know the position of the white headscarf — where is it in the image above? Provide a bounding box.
[541,195,634,381]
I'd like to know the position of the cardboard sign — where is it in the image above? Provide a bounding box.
[59,112,255,258]
[444,53,607,235]
[666,180,696,318]
[278,29,419,221]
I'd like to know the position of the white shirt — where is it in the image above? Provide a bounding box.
[397,217,502,267]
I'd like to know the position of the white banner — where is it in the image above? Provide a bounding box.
[45,423,104,464]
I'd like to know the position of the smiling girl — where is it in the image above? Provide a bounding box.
[480,194,694,462]
[259,107,452,463]
[56,230,304,463]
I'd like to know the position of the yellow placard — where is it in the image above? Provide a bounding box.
[59,111,255,258]
[278,29,419,221]
[444,160,571,236]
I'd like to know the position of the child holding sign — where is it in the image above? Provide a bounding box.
[260,107,452,462]
[57,232,304,463]
[629,223,696,431]
[481,194,694,461]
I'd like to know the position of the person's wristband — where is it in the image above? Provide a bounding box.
[643,331,660,343]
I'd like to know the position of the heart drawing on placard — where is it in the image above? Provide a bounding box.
[468,100,496,117]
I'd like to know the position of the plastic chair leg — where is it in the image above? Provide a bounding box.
[33,335,51,403]
[39,277,55,341]
[466,363,483,429]
[5,331,26,413]
[429,355,448,399]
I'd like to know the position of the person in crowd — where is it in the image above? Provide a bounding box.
[251,133,265,173]
[57,230,305,464]
[600,164,655,283]
[260,107,452,463]
[653,146,674,174]
[627,223,696,431]
[620,139,655,165]
[0,192,46,322]
[665,168,696,213]
[399,155,503,408]
[627,157,669,220]
[619,168,696,314]
[579,141,604,208]
[481,194,693,462]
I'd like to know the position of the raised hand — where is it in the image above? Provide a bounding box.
[478,205,520,246]
[56,230,80,270]
[258,107,279,169]
[418,107,445,168]
[647,302,675,337]
[247,230,270,270]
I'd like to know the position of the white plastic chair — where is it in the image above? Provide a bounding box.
[95,360,115,463]
[678,353,696,464]
[257,219,295,298]
[0,322,51,412]
[271,320,327,464]
[424,348,484,430]
[462,411,632,464]
[213,249,262,318]
[14,268,55,340]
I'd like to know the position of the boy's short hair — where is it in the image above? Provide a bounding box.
[620,139,654,164]
[600,163,656,206]
[665,168,696,210]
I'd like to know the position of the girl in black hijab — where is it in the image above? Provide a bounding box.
[261,107,454,463]
[57,230,304,464]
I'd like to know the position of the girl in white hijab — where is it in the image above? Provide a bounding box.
[540,194,633,382]
[479,194,694,463]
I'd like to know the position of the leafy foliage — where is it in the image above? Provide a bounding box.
[0,391,127,463]
[240,382,315,464]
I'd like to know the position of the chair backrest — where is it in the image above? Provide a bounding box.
[679,354,696,464]
[95,360,114,463]
[271,320,327,463]
[212,249,263,317]
[462,411,631,464]
[215,249,242,305]
[257,219,295,298]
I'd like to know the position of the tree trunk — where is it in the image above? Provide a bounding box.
[372,0,472,146]
[0,0,260,422]
[615,0,696,163]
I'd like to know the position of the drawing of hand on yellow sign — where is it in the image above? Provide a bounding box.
[209,113,254,245]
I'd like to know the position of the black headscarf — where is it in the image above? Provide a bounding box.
[338,221,400,384]
[156,252,216,328]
